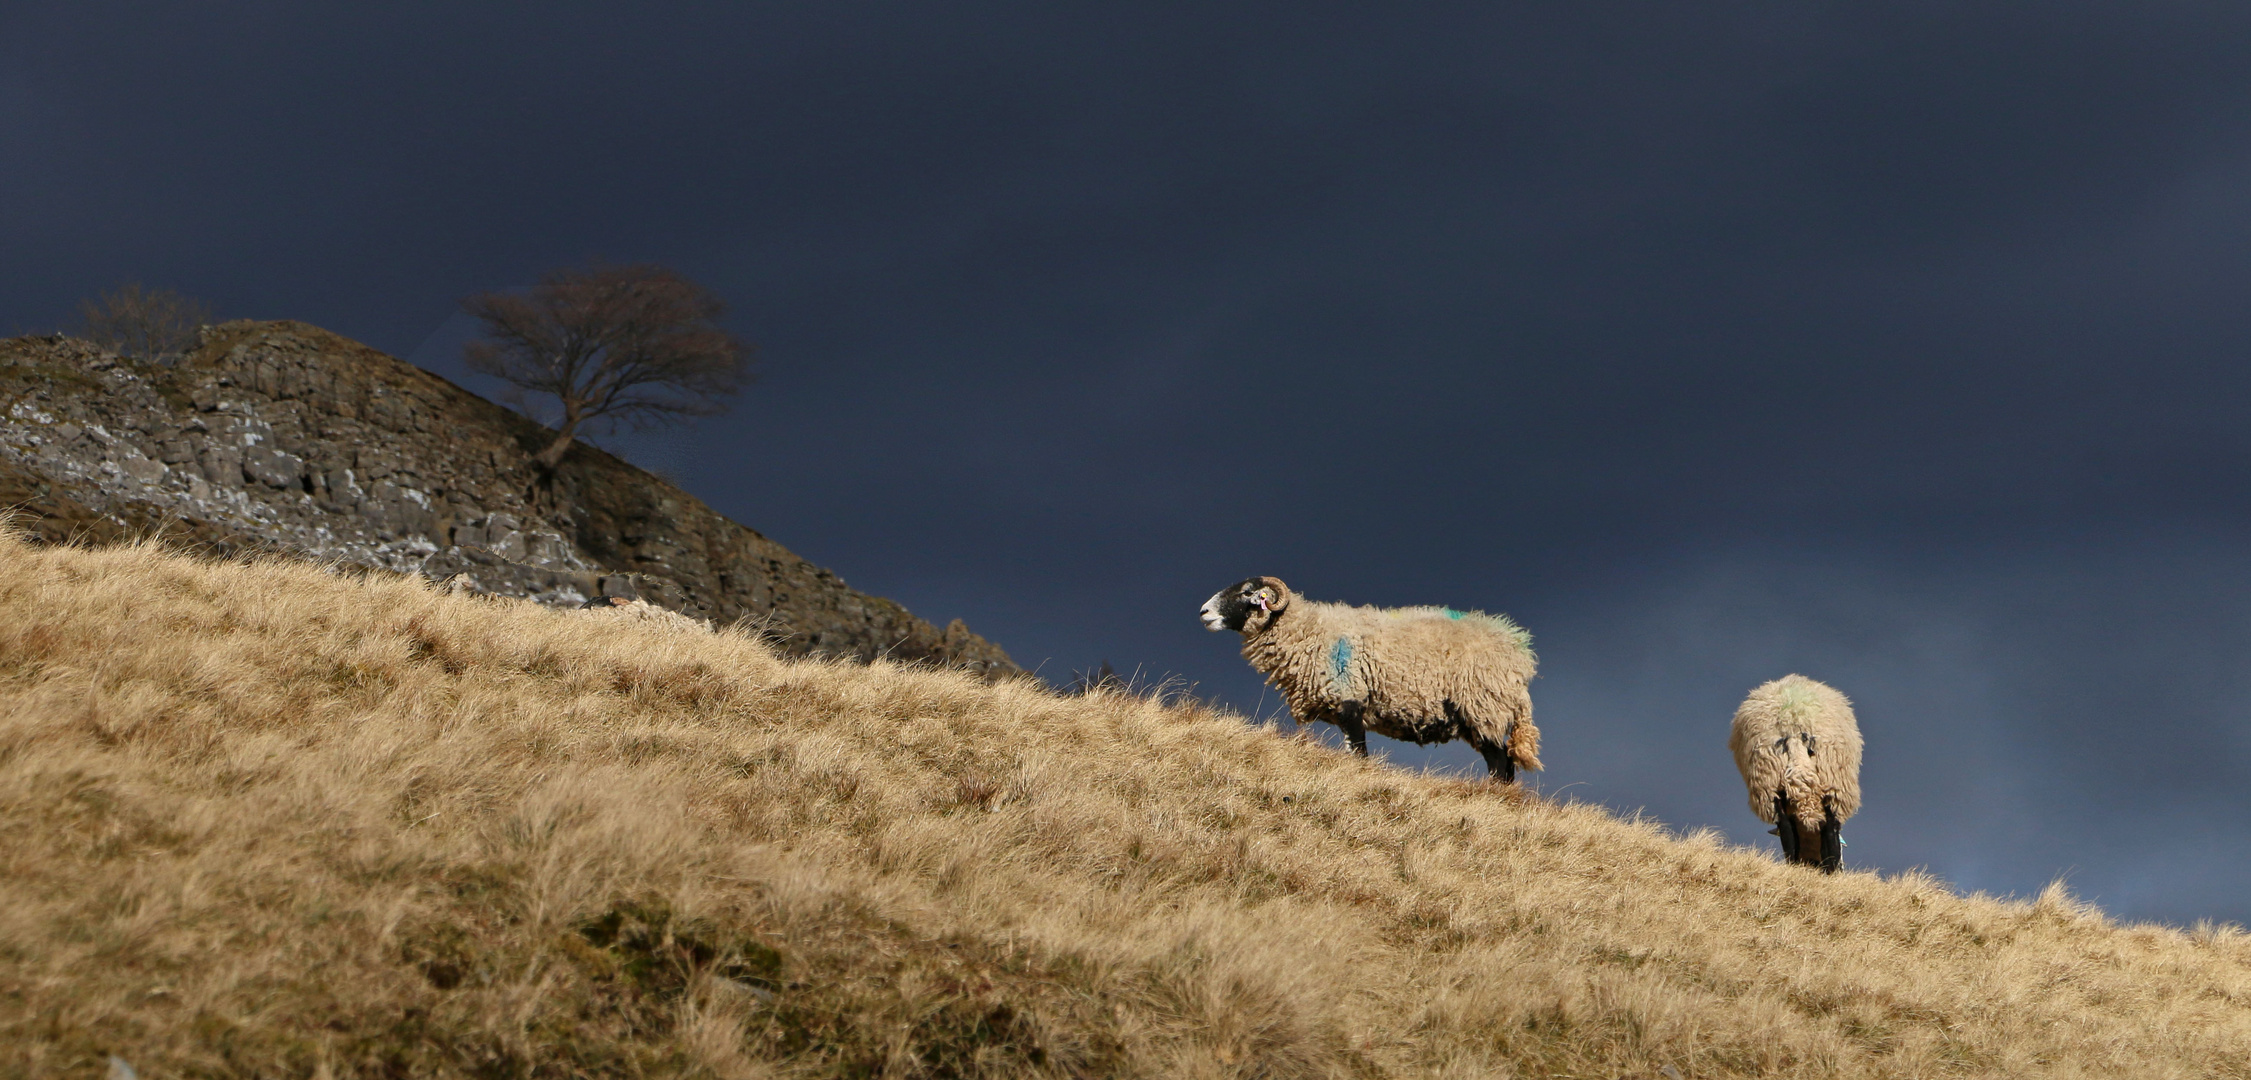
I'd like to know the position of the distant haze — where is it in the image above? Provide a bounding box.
[9,3,2251,923]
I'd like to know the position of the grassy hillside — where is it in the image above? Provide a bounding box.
[3,534,2248,1079]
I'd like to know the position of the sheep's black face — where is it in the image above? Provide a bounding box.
[1201,577,1285,633]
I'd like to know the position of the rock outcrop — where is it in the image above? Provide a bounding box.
[0,321,1016,673]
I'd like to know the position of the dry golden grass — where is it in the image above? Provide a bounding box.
[3,533,2250,1079]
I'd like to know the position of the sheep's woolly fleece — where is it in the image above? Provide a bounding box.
[1728,674,1864,829]
[1246,592,1540,771]
[568,598,716,635]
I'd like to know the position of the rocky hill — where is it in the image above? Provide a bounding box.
[0,320,1015,673]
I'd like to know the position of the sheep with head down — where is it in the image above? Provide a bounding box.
[570,595,715,635]
[1729,674,1863,873]
[1200,576,1539,782]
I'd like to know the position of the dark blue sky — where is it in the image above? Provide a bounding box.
[10,2,2251,924]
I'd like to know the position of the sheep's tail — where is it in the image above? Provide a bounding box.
[1506,715,1542,773]
[1780,759,1827,830]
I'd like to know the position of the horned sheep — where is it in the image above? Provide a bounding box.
[1728,674,1863,873]
[1200,576,1539,782]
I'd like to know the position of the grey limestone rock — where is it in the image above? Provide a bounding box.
[0,321,1018,675]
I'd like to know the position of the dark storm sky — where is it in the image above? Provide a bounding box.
[10,3,2251,923]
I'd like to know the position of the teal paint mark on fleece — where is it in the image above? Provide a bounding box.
[1442,608,1465,620]
[1329,637,1354,688]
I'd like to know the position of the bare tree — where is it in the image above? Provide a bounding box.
[78,283,210,363]
[462,263,752,472]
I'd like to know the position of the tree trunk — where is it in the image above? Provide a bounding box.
[533,425,579,471]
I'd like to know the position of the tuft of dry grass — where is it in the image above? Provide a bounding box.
[1,533,2249,1078]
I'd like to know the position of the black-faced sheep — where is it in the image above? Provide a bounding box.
[1200,576,1539,782]
[1728,674,1863,873]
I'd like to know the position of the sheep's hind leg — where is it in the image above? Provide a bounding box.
[1772,792,1801,864]
[1452,701,1515,784]
[1818,796,1842,874]
[1470,735,1515,783]
[1334,701,1370,757]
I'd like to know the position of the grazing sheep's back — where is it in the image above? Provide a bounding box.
[570,598,716,635]
[1729,675,1862,825]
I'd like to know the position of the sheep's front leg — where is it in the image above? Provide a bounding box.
[1772,792,1801,864]
[1818,797,1842,874]
[1334,701,1369,756]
